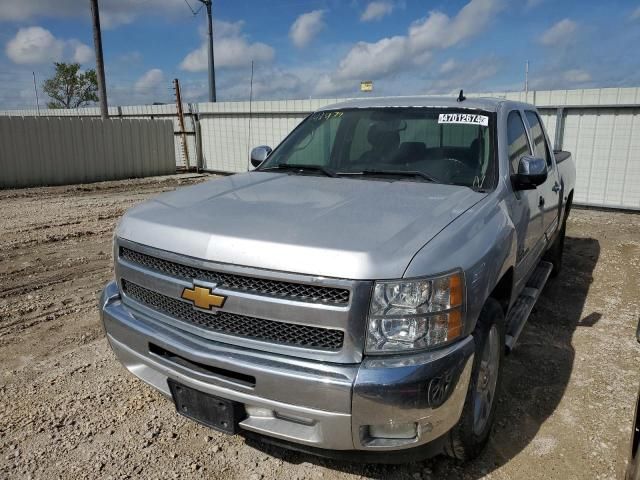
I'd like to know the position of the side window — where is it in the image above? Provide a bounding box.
[525,111,552,168]
[507,111,532,173]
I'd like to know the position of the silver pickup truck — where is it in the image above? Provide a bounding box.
[100,96,575,462]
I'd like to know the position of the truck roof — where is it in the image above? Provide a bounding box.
[317,96,527,113]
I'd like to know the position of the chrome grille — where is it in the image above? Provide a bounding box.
[122,280,345,351]
[120,247,350,305]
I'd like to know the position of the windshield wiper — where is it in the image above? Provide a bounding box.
[260,163,337,178]
[337,169,440,183]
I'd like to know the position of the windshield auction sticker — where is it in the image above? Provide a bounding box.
[310,111,343,121]
[438,113,489,126]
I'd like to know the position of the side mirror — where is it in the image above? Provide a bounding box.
[250,145,272,168]
[511,155,547,190]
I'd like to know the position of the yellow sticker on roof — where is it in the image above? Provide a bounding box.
[438,113,488,126]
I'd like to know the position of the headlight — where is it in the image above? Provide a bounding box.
[366,271,464,353]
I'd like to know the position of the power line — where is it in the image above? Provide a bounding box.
[183,0,203,16]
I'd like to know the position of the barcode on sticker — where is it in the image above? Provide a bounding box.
[438,113,489,126]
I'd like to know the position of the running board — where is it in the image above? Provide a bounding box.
[504,261,553,353]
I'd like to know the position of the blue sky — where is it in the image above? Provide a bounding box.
[1,0,639,109]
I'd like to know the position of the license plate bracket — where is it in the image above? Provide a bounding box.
[168,379,244,434]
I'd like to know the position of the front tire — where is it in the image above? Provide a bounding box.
[545,199,572,277]
[445,298,505,461]
[545,218,566,277]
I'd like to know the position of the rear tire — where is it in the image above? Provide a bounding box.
[445,298,505,461]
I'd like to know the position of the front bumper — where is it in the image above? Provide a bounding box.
[100,281,474,455]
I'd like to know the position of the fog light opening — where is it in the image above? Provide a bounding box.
[368,422,418,440]
[274,411,316,426]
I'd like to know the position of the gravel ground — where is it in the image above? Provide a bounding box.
[1,174,639,480]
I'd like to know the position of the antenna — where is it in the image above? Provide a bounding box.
[457,89,466,102]
[247,60,254,172]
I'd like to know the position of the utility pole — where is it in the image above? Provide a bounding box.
[524,60,529,96]
[247,60,254,171]
[174,79,191,170]
[32,72,40,115]
[90,0,108,118]
[195,0,216,102]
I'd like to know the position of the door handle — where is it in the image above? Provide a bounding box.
[539,196,545,207]
[552,182,560,193]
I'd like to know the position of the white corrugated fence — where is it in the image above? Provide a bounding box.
[0,117,175,188]
[1,87,640,209]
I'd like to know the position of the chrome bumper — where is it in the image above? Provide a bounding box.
[100,281,474,453]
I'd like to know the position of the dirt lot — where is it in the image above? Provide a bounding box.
[1,174,639,480]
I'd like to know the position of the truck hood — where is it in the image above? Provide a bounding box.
[117,172,487,280]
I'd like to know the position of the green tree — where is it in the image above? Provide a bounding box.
[43,62,99,109]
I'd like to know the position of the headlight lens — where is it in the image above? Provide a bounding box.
[366,272,464,353]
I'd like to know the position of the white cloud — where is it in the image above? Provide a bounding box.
[71,42,93,63]
[180,20,274,72]
[180,37,274,72]
[539,19,578,46]
[100,11,136,29]
[562,69,591,83]
[0,0,184,28]
[135,68,164,92]
[253,69,302,97]
[528,66,597,90]
[316,0,503,94]
[220,67,306,100]
[5,27,95,66]
[427,57,501,93]
[310,76,359,100]
[6,27,64,65]
[361,1,394,22]
[213,19,245,37]
[409,0,504,50]
[289,10,326,48]
[439,59,458,74]
[335,35,410,80]
[631,6,640,20]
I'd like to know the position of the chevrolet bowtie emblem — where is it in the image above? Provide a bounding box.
[181,285,226,310]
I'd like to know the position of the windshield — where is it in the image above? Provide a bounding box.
[259,107,495,189]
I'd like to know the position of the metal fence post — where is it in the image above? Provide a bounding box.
[554,107,565,151]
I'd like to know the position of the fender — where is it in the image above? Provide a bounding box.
[404,193,517,335]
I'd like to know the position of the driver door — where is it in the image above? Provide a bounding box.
[507,110,544,282]
[524,110,560,241]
